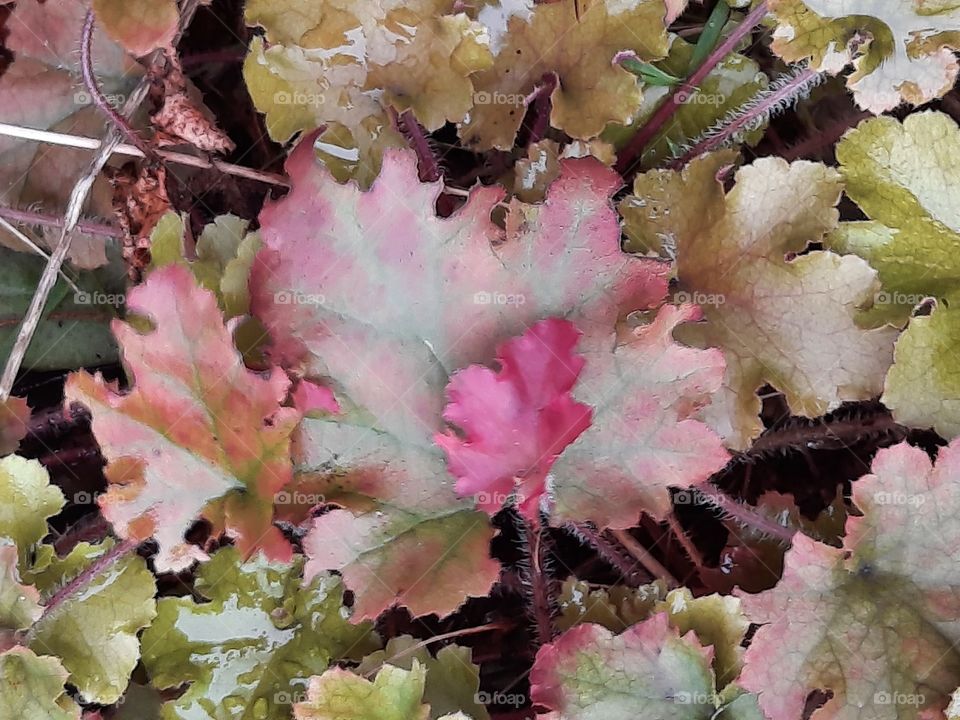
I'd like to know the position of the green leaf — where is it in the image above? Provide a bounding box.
[142,547,377,720]
[556,578,665,633]
[356,637,489,720]
[294,662,431,720]
[829,111,960,437]
[619,58,682,86]
[0,648,79,719]
[0,455,64,568]
[688,1,731,72]
[27,541,157,705]
[0,247,121,371]
[0,543,41,634]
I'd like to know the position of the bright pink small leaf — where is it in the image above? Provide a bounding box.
[435,318,592,518]
[291,379,340,416]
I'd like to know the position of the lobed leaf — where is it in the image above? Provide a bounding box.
[66,265,300,572]
[461,0,669,150]
[769,0,960,113]
[0,648,79,720]
[624,152,898,449]
[740,439,960,719]
[141,547,376,720]
[251,139,669,618]
[829,111,960,438]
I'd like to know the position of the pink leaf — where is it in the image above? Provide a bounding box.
[66,265,300,571]
[435,318,592,518]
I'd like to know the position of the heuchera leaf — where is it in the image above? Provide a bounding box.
[243,0,490,184]
[739,439,960,719]
[0,0,141,268]
[769,0,960,113]
[298,418,500,621]
[27,541,157,705]
[141,547,376,720]
[530,613,758,719]
[0,648,79,720]
[251,139,670,618]
[65,264,300,572]
[92,0,179,56]
[462,0,669,150]
[0,397,29,456]
[435,318,592,519]
[0,543,41,634]
[828,111,960,438]
[624,152,898,449]
[549,303,728,525]
[0,455,65,568]
[294,662,433,720]
[556,577,665,633]
[0,458,156,705]
[356,637,489,720]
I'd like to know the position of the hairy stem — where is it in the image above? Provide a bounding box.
[615,0,769,176]
[0,205,122,238]
[27,538,139,641]
[396,109,441,182]
[608,528,679,588]
[0,123,289,186]
[564,522,649,585]
[669,67,824,167]
[697,485,796,544]
[517,515,555,646]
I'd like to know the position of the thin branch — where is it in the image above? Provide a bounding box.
[0,1,202,401]
[0,216,81,293]
[0,205,122,238]
[615,0,770,176]
[0,122,289,187]
[360,621,508,678]
[608,529,679,588]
